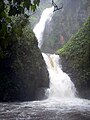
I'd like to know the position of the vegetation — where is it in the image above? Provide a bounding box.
[42,0,90,53]
[0,0,40,57]
[57,17,90,98]
[0,0,49,102]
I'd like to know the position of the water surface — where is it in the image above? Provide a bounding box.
[0,98,90,120]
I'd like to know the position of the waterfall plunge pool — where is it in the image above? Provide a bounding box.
[0,98,90,120]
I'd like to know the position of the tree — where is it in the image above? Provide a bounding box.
[0,0,40,58]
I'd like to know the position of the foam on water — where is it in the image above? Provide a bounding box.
[33,6,77,99]
[42,53,77,99]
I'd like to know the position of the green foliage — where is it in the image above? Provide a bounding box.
[0,0,40,59]
[0,0,49,102]
[0,27,49,101]
[42,0,90,53]
[57,17,90,90]
[8,0,40,15]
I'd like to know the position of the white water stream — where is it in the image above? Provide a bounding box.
[33,7,77,99]
[42,53,76,99]
[33,6,54,48]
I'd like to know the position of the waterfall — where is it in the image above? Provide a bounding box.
[42,53,76,98]
[33,7,77,99]
[33,7,54,48]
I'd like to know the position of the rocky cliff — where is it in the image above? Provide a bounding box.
[41,0,90,53]
[0,26,49,102]
[57,17,90,99]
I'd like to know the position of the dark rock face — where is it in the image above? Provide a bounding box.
[58,17,90,99]
[0,32,49,102]
[41,0,90,53]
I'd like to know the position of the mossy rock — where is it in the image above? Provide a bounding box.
[57,17,90,99]
[0,29,49,102]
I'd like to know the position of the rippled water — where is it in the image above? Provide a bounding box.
[0,98,90,120]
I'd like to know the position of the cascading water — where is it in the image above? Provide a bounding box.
[0,6,90,120]
[42,53,76,98]
[33,7,77,99]
[33,7,54,48]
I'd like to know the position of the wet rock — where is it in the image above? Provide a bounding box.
[57,17,90,99]
[0,30,49,102]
